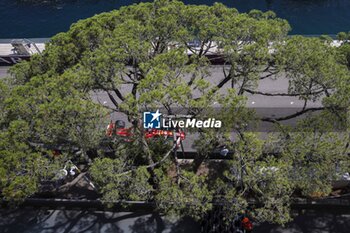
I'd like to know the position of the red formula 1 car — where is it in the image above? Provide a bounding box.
[106,120,186,142]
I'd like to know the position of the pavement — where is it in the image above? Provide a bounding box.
[0,65,323,109]
[89,66,322,110]
[0,207,349,233]
[0,65,332,153]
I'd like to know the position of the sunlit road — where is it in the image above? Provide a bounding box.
[0,65,331,152]
[0,66,323,108]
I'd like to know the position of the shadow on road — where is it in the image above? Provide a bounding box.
[256,208,350,233]
[0,206,350,233]
[0,208,201,233]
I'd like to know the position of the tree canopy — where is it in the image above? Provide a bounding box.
[1,0,349,228]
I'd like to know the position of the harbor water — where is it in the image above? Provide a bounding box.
[0,0,350,38]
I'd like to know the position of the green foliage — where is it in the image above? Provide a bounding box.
[319,34,333,43]
[90,158,153,204]
[0,120,59,202]
[5,68,107,158]
[338,43,350,69]
[229,134,293,224]
[2,0,350,227]
[281,130,347,197]
[275,36,341,101]
[155,169,213,220]
[0,80,8,126]
[336,31,350,41]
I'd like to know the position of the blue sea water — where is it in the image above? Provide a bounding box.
[0,0,349,38]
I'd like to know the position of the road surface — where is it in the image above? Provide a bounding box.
[0,66,323,108]
[0,66,334,152]
[0,207,349,233]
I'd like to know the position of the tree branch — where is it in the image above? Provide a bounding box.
[106,91,119,109]
[115,137,181,177]
[260,107,325,122]
[58,172,87,193]
[243,88,324,97]
[112,88,125,102]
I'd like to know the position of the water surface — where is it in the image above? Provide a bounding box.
[0,0,350,38]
